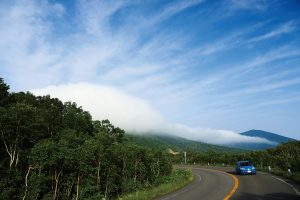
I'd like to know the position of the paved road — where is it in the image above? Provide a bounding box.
[155,166,300,200]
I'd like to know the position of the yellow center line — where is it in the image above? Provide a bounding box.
[188,167,239,200]
[223,172,239,200]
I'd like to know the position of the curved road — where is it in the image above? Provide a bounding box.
[155,166,300,200]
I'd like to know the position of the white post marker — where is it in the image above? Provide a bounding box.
[288,168,291,175]
[184,152,187,164]
[268,166,271,172]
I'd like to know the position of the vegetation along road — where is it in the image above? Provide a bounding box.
[156,166,300,200]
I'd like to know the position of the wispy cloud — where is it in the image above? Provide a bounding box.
[1,0,299,140]
[76,0,129,35]
[248,21,297,43]
[229,0,268,12]
[0,0,64,88]
[145,0,204,26]
[181,46,300,96]
[225,77,300,98]
[250,95,300,108]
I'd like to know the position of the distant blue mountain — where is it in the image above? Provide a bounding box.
[228,129,296,150]
[240,129,295,144]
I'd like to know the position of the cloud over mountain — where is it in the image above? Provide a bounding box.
[32,83,275,145]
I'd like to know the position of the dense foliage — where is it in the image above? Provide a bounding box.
[0,78,172,200]
[175,141,300,172]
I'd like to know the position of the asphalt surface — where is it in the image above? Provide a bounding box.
[155,166,300,200]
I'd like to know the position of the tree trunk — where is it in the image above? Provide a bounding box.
[75,174,81,200]
[1,131,18,169]
[104,169,110,199]
[96,161,101,186]
[15,152,19,167]
[134,160,137,185]
[53,170,62,200]
[66,180,73,198]
[22,165,33,200]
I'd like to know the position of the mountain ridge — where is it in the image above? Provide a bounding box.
[126,130,297,151]
[126,133,247,153]
[223,129,296,150]
[240,129,295,143]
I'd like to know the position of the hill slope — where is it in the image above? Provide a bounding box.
[226,129,296,150]
[240,129,295,143]
[126,133,245,153]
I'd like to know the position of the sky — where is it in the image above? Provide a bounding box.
[0,0,300,143]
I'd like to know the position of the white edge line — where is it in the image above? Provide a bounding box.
[272,175,300,196]
[197,174,202,183]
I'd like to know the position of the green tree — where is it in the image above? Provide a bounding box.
[0,103,37,169]
[0,77,9,106]
[62,102,93,134]
[36,95,64,137]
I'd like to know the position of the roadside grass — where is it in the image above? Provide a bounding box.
[257,167,300,184]
[119,168,194,200]
[268,170,300,184]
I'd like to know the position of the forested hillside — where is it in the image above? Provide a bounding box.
[126,134,245,153]
[0,78,172,199]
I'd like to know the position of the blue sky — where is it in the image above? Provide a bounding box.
[0,0,300,141]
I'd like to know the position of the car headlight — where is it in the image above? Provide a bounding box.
[240,167,245,170]
[252,167,255,169]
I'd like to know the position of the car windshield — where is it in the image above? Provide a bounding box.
[240,162,252,166]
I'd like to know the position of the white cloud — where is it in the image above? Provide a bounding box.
[248,21,297,43]
[145,0,204,26]
[0,0,192,91]
[225,77,300,98]
[0,0,64,89]
[230,0,268,12]
[32,83,168,134]
[76,0,129,35]
[169,124,275,145]
[31,83,275,145]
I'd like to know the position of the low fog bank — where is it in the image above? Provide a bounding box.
[32,83,276,146]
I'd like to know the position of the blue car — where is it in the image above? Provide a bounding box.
[235,161,256,175]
